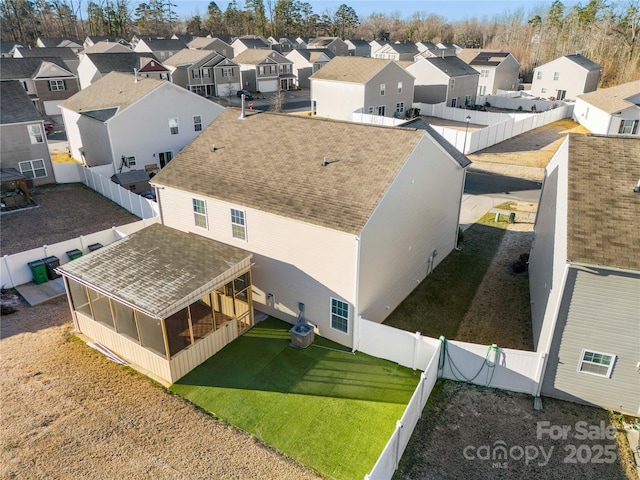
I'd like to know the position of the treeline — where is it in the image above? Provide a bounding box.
[2,0,639,85]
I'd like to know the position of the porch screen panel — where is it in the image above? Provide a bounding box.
[189,298,214,340]
[111,299,139,342]
[165,308,192,357]
[68,279,91,317]
[136,311,166,357]
[88,287,114,328]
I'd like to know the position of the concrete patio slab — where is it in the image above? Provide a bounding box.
[15,278,66,306]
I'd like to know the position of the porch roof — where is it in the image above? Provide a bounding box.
[57,223,252,319]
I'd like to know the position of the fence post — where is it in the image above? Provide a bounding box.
[394,420,403,468]
[419,370,427,407]
[413,332,421,370]
[79,235,86,252]
[3,255,16,288]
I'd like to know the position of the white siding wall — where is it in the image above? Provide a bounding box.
[159,187,359,348]
[77,59,100,89]
[358,134,464,322]
[107,83,223,172]
[61,107,113,166]
[573,98,610,134]
[531,57,599,100]
[493,56,520,93]
[311,79,364,121]
[363,65,415,118]
[529,138,569,352]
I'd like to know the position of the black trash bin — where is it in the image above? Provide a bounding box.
[28,259,48,285]
[42,256,61,280]
[88,243,103,252]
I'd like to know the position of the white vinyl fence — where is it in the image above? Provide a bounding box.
[0,217,159,288]
[358,319,545,480]
[418,103,573,154]
[351,111,407,126]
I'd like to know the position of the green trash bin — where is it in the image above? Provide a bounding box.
[66,249,83,261]
[28,260,48,285]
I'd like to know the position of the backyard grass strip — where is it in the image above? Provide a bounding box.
[171,317,420,480]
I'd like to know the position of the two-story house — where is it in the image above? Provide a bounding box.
[286,48,334,88]
[77,53,169,89]
[164,49,241,97]
[231,35,271,57]
[307,37,348,56]
[373,42,420,62]
[267,36,298,53]
[0,80,55,186]
[187,36,234,59]
[56,107,470,385]
[133,38,187,61]
[83,36,130,49]
[310,57,415,121]
[36,37,82,51]
[234,49,295,92]
[531,54,601,101]
[0,57,80,115]
[405,56,479,106]
[59,71,224,173]
[573,80,640,135]
[345,39,371,57]
[458,50,521,95]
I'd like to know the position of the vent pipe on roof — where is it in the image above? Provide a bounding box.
[134,68,138,82]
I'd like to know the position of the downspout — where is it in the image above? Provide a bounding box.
[454,166,467,250]
[352,234,361,353]
[154,185,165,225]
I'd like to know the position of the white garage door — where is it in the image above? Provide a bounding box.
[258,79,278,93]
[216,82,241,97]
[43,100,62,115]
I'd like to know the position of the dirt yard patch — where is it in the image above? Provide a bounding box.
[466,118,590,170]
[395,381,637,480]
[1,183,138,255]
[0,297,321,480]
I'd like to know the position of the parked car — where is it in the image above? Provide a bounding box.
[44,121,54,134]
[236,89,253,100]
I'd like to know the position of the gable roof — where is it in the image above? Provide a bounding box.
[188,37,230,50]
[83,52,162,74]
[0,80,42,124]
[576,80,640,114]
[59,71,163,114]
[234,49,289,65]
[14,46,78,60]
[458,49,513,66]
[209,34,234,45]
[163,49,220,66]
[308,37,342,47]
[346,39,370,47]
[400,117,472,168]
[420,56,480,77]
[151,109,434,235]
[81,42,131,54]
[309,57,398,83]
[138,38,186,51]
[287,48,335,63]
[566,134,640,271]
[380,42,419,55]
[37,37,81,47]
[563,53,601,71]
[0,57,72,79]
[234,37,271,49]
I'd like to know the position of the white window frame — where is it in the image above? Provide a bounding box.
[541,87,547,94]
[330,297,349,334]
[395,102,404,113]
[479,85,486,96]
[480,69,489,78]
[553,71,560,81]
[122,155,136,167]
[169,118,179,135]
[222,67,233,77]
[578,349,616,378]
[380,83,385,96]
[18,159,47,179]
[49,79,66,91]
[367,106,374,114]
[192,198,208,229]
[193,115,202,132]
[28,124,44,144]
[619,119,638,134]
[191,69,200,79]
[450,78,455,89]
[397,81,402,94]
[536,71,542,80]
[231,208,246,240]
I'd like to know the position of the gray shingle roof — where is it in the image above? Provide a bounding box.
[309,56,395,83]
[0,57,71,79]
[57,223,252,319]
[14,46,78,60]
[234,49,289,65]
[566,134,640,271]
[163,49,219,67]
[422,56,480,77]
[0,80,42,124]
[151,109,439,235]
[577,80,640,114]
[564,53,601,71]
[400,117,472,168]
[138,38,186,50]
[60,71,163,113]
[84,52,161,73]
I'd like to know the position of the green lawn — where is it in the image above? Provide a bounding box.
[383,214,508,338]
[170,318,421,480]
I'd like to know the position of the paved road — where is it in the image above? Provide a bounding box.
[465,170,542,203]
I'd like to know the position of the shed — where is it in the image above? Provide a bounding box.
[1,168,31,208]
[111,170,151,193]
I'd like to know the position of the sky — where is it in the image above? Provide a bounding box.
[174,0,582,22]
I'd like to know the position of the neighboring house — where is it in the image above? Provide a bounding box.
[133,38,187,61]
[231,35,271,56]
[0,80,55,186]
[267,36,298,53]
[531,54,601,101]
[405,56,479,106]
[296,36,311,49]
[77,52,168,89]
[1,42,23,57]
[209,34,235,45]
[345,39,371,57]
[529,133,640,415]
[373,42,420,61]
[234,49,295,92]
[130,35,164,49]
[36,37,82,51]
[151,108,469,351]
[12,46,80,73]
[573,80,640,135]
[80,42,132,55]
[59,71,224,173]
[458,49,521,95]
[171,34,197,44]
[369,40,388,56]
[414,42,456,60]
[437,42,463,55]
[83,36,130,49]
[164,49,241,97]
[310,57,415,121]
[307,37,348,56]
[187,36,234,58]
[286,48,334,88]
[416,41,437,53]
[0,57,80,115]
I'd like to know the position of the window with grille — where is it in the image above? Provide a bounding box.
[169,118,179,135]
[18,159,46,179]
[49,79,66,91]
[330,298,349,333]
[578,350,615,378]
[231,208,246,240]
[28,124,44,144]
[193,198,207,228]
[380,83,385,96]
[194,115,202,132]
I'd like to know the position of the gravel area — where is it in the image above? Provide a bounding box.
[0,296,322,480]
[1,183,139,256]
